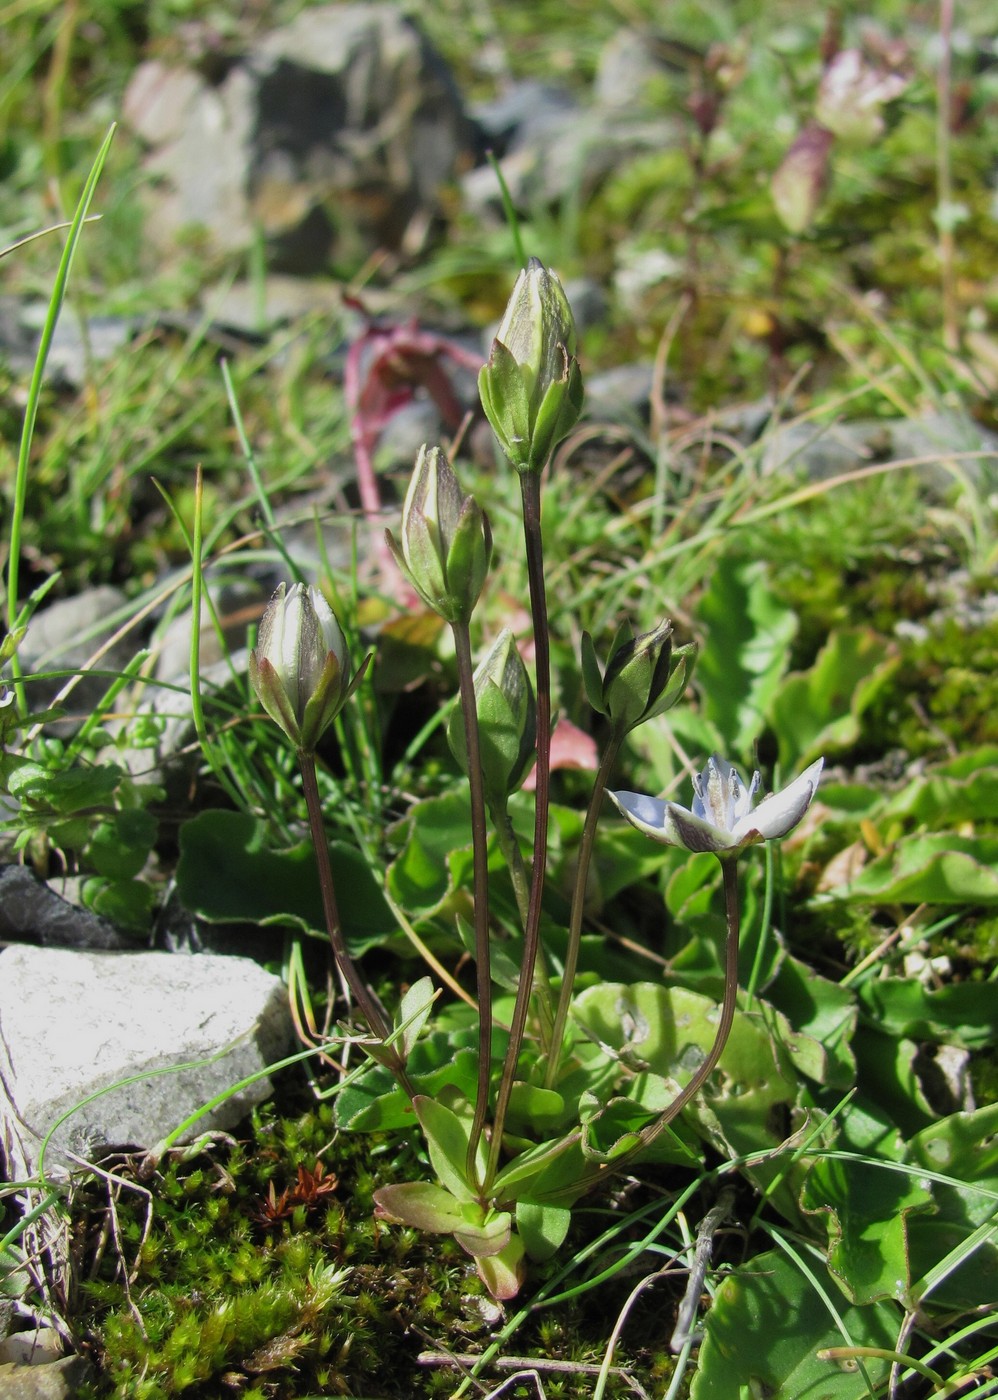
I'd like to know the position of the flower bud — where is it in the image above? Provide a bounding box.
[478,258,584,473]
[581,622,695,738]
[249,583,368,752]
[447,629,536,806]
[386,445,493,625]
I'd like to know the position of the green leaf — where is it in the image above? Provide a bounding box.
[82,875,156,932]
[394,976,437,1061]
[387,792,474,917]
[904,1104,998,1311]
[515,1201,571,1262]
[571,982,804,1209]
[9,760,122,814]
[176,810,394,952]
[505,1083,567,1135]
[695,556,797,761]
[373,1181,471,1235]
[691,1248,897,1399]
[857,977,997,1052]
[816,833,998,907]
[882,746,998,825]
[800,1156,934,1304]
[765,955,858,1088]
[413,1096,482,1203]
[770,628,899,771]
[333,1038,480,1130]
[89,809,157,880]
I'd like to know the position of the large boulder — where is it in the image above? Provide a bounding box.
[123,4,476,272]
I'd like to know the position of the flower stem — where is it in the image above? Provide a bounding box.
[630,856,741,1156]
[452,621,493,1189]
[483,469,551,1192]
[543,733,622,1089]
[298,751,407,1083]
[491,799,555,1049]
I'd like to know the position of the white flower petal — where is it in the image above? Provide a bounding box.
[733,758,823,842]
[608,790,731,853]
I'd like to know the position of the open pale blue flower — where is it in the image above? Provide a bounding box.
[609,755,823,860]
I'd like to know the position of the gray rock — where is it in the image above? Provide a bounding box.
[463,80,682,216]
[0,1332,63,1367]
[124,4,475,272]
[760,412,998,492]
[0,1356,93,1400]
[0,867,132,950]
[594,28,671,109]
[19,587,133,736]
[0,945,292,1179]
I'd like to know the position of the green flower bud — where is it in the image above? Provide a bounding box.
[386,445,493,625]
[581,621,695,738]
[478,258,584,473]
[447,628,537,805]
[249,583,369,753]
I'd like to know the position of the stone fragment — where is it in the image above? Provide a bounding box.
[0,1357,92,1400]
[0,946,292,1178]
[18,587,133,737]
[124,4,475,272]
[0,867,131,950]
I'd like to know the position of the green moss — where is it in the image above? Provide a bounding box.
[78,1095,667,1398]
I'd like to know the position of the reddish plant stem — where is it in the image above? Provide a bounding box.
[299,752,411,1090]
[483,469,551,1192]
[452,621,494,1190]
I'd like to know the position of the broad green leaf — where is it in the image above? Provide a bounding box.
[9,760,121,813]
[815,834,998,907]
[881,746,998,825]
[89,809,157,880]
[766,955,857,1088]
[414,1096,482,1203]
[505,1083,567,1135]
[695,555,797,761]
[333,1038,479,1130]
[857,977,996,1053]
[800,1156,934,1304]
[82,875,156,932]
[176,809,394,951]
[851,1028,934,1137]
[770,628,899,771]
[571,982,804,1211]
[516,1201,571,1262]
[387,792,474,917]
[691,1247,897,1399]
[904,1104,998,1311]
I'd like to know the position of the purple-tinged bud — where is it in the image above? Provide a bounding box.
[249,583,368,752]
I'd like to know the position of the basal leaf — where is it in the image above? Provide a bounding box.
[515,1200,571,1262]
[691,1247,896,1399]
[904,1104,998,1311]
[770,628,899,771]
[387,792,474,917]
[176,809,395,951]
[815,834,998,907]
[800,1156,934,1304]
[858,978,997,1052]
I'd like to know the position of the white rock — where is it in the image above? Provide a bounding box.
[0,947,292,1179]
